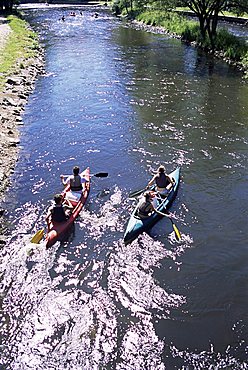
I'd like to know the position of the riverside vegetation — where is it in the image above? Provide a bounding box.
[0,13,41,91]
[112,3,248,78]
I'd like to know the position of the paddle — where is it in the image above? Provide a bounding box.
[61,172,108,178]
[155,209,181,241]
[93,172,108,178]
[129,175,176,199]
[129,187,147,198]
[30,228,44,244]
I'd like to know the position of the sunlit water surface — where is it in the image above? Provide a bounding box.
[0,5,247,369]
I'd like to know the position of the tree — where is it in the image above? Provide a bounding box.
[184,0,226,48]
[178,0,248,49]
[228,0,248,16]
[0,0,14,12]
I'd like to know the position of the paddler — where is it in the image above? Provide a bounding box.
[137,191,156,219]
[46,194,72,224]
[60,166,88,191]
[60,166,89,202]
[147,165,174,196]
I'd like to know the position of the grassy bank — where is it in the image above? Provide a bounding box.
[0,14,40,92]
[134,10,248,77]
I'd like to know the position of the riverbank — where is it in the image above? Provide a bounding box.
[130,18,247,72]
[125,10,248,76]
[0,14,44,223]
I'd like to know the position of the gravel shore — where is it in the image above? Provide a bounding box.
[0,16,45,207]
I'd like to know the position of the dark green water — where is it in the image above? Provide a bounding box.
[0,5,247,369]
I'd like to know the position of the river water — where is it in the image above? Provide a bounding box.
[0,5,247,369]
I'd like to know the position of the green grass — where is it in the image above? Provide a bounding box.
[0,14,39,91]
[136,10,193,35]
[215,28,248,59]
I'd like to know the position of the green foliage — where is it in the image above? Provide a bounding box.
[241,52,248,78]
[112,0,123,15]
[215,28,248,61]
[148,0,175,11]
[111,0,135,15]
[137,10,192,34]
[135,0,150,11]
[178,0,248,15]
[228,0,248,16]
[181,23,201,42]
[0,15,39,91]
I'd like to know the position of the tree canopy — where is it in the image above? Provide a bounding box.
[177,0,248,48]
[228,0,248,15]
[0,0,14,12]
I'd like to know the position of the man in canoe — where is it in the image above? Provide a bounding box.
[46,194,71,224]
[137,191,156,219]
[60,166,88,202]
[147,165,174,196]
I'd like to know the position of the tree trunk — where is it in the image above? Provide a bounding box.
[198,14,206,40]
[3,0,13,11]
[211,10,219,37]
[207,9,219,50]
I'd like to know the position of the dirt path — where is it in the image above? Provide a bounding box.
[0,16,11,52]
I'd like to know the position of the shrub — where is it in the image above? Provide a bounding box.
[241,51,248,78]
[215,28,248,61]
[182,24,201,42]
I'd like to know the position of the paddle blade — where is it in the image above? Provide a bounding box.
[30,229,44,244]
[172,223,181,241]
[129,188,146,198]
[94,172,108,178]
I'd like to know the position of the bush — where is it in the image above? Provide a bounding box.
[215,28,248,61]
[112,3,121,15]
[182,24,201,42]
[112,0,126,15]
[241,51,248,78]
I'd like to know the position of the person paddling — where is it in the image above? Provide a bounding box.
[46,194,71,224]
[60,166,89,202]
[60,166,87,190]
[147,165,174,196]
[137,191,156,219]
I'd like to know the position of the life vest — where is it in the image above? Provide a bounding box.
[51,205,67,223]
[70,175,82,191]
[138,200,153,218]
[155,173,169,189]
